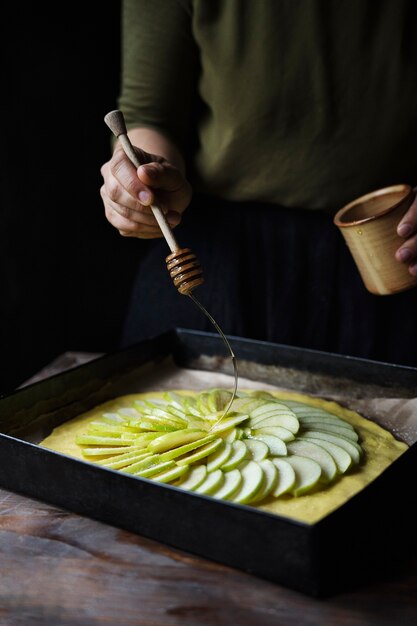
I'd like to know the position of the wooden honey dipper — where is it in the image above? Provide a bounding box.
[104,110,204,295]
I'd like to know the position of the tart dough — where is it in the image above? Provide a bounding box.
[41,389,408,524]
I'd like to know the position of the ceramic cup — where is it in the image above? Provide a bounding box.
[333,184,417,295]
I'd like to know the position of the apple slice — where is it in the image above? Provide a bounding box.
[285,455,322,496]
[223,428,239,443]
[135,412,187,430]
[287,440,337,482]
[301,422,359,442]
[196,392,216,416]
[298,431,362,464]
[148,429,207,453]
[76,435,137,447]
[212,469,242,500]
[176,438,223,466]
[210,414,250,434]
[176,465,207,491]
[121,454,161,475]
[158,434,216,462]
[221,440,249,471]
[195,469,225,495]
[252,459,278,502]
[230,397,264,414]
[301,437,353,473]
[134,460,176,478]
[231,461,265,504]
[252,425,295,442]
[271,458,296,496]
[135,421,177,433]
[152,464,189,484]
[207,388,234,412]
[249,413,299,433]
[101,412,130,424]
[81,446,140,458]
[98,450,152,469]
[251,434,287,456]
[298,414,354,427]
[206,442,233,472]
[243,439,269,461]
[250,402,297,418]
[117,407,141,418]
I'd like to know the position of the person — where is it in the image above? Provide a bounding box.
[100,0,417,367]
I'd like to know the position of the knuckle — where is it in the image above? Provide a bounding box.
[107,178,121,202]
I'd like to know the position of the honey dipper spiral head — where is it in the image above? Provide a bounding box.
[166,248,204,295]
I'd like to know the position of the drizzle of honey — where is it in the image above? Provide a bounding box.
[188,293,238,429]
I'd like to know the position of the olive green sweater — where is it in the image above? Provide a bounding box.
[119,0,417,210]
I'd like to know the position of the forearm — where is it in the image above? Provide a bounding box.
[121,127,186,174]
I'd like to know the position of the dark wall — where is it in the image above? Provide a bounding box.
[1,3,141,392]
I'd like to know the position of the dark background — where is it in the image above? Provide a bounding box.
[1,2,143,392]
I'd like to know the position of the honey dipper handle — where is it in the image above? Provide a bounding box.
[104,110,179,253]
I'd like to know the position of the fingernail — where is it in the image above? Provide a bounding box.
[397,222,412,237]
[397,248,412,262]
[410,263,417,276]
[139,191,152,205]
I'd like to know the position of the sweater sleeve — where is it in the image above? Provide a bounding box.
[118,0,199,153]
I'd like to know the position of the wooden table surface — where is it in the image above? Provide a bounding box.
[1,354,417,626]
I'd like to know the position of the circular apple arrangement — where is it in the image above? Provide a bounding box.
[76,390,364,505]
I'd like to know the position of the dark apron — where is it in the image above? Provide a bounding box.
[121,194,417,367]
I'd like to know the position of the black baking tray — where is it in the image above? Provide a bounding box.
[1,328,416,597]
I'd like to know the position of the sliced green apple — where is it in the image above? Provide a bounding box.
[207,388,233,412]
[297,414,354,427]
[195,469,225,495]
[176,465,207,490]
[148,429,207,453]
[158,434,216,462]
[249,413,299,434]
[223,428,239,443]
[152,464,189,483]
[221,440,249,470]
[243,438,269,461]
[251,434,287,456]
[81,446,140,458]
[77,389,365,505]
[301,437,353,472]
[134,460,176,478]
[86,422,134,436]
[98,450,152,469]
[76,435,137,447]
[285,455,322,496]
[301,422,359,441]
[120,454,161,475]
[209,414,250,433]
[252,459,278,502]
[212,469,242,500]
[101,412,129,424]
[135,421,177,433]
[250,402,297,419]
[206,442,233,472]
[230,397,264,414]
[287,440,337,482]
[271,458,296,496]
[231,461,265,504]
[252,425,295,442]
[298,431,362,463]
[176,438,223,466]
